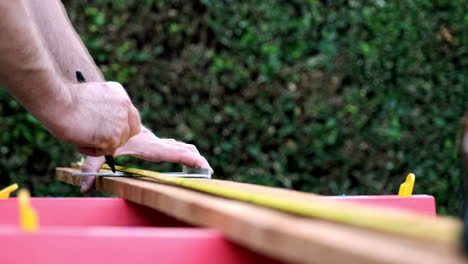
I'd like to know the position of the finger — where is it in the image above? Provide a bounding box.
[115,139,212,170]
[117,122,130,150]
[98,135,121,156]
[107,81,141,142]
[158,144,211,169]
[161,140,200,155]
[80,156,106,193]
[128,105,141,138]
[198,156,214,174]
[182,143,200,154]
[160,138,176,143]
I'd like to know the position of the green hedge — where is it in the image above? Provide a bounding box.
[0,0,466,214]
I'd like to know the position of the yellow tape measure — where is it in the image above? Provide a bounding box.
[103,164,461,242]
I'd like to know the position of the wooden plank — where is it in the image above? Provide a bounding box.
[86,165,460,242]
[56,168,467,264]
[74,163,320,200]
[127,166,321,199]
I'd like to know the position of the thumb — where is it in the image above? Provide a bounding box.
[80,156,106,193]
[128,106,142,139]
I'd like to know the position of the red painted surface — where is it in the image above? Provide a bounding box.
[0,195,435,227]
[0,198,281,264]
[321,194,436,216]
[0,195,434,263]
[0,198,188,227]
[0,226,280,264]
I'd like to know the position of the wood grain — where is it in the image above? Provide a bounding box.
[110,165,321,200]
[56,167,467,264]
[86,165,461,242]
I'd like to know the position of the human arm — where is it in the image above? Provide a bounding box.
[0,0,141,156]
[20,0,212,192]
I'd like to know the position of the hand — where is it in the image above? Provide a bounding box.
[47,81,141,156]
[80,127,212,192]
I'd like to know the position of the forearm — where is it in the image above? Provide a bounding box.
[0,1,141,154]
[25,0,104,82]
[0,0,71,124]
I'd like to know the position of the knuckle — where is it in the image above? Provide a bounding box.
[175,148,191,159]
[97,138,110,151]
[118,97,132,108]
[180,148,191,154]
[110,136,121,149]
[151,152,163,162]
[187,144,197,150]
[107,81,124,90]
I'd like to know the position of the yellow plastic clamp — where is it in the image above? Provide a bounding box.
[18,189,39,232]
[398,173,415,197]
[0,183,19,199]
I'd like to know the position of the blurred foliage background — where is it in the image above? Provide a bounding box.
[0,0,466,214]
